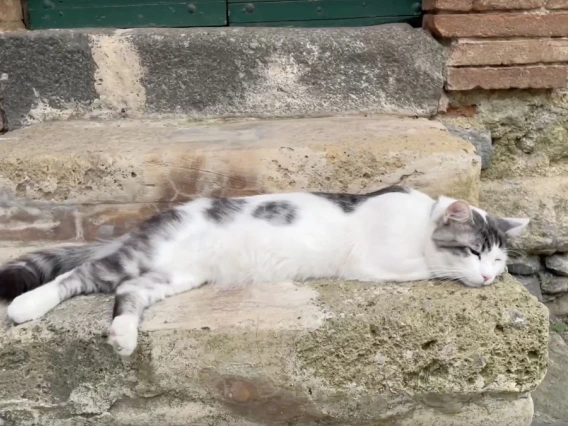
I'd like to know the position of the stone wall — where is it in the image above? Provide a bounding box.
[424,0,568,320]
[443,90,568,319]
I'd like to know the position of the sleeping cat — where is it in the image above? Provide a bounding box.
[1,186,529,356]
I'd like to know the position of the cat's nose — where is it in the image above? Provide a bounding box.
[482,274,492,282]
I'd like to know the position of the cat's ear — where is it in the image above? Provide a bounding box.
[496,217,530,238]
[443,200,472,224]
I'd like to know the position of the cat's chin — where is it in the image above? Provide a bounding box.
[459,279,490,288]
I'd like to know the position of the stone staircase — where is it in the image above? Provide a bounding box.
[0,25,549,426]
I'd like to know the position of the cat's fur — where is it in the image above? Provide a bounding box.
[1,187,529,356]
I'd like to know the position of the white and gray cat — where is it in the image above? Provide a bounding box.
[1,186,529,356]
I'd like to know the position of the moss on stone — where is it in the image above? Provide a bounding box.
[446,90,568,180]
[296,276,548,395]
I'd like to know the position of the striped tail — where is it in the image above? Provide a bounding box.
[0,243,114,301]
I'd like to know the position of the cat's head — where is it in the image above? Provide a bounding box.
[428,196,529,288]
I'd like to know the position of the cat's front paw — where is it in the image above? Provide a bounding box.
[7,287,58,324]
[108,315,138,357]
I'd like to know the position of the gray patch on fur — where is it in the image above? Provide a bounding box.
[57,208,185,300]
[433,210,507,257]
[138,209,184,235]
[206,198,247,223]
[313,186,408,213]
[253,201,297,225]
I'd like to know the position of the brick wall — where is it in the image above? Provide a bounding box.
[424,0,568,90]
[0,0,24,31]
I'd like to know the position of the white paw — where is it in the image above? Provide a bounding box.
[108,315,139,357]
[7,285,60,324]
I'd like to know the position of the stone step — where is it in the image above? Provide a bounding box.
[0,25,445,131]
[0,115,480,244]
[0,272,547,426]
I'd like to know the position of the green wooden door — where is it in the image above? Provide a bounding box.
[27,0,227,29]
[228,0,421,27]
[26,0,421,29]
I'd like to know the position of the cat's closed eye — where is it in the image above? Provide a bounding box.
[468,248,481,258]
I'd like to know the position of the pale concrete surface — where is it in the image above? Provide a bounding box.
[0,262,548,425]
[0,25,446,130]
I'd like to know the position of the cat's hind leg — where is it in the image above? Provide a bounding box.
[109,273,204,356]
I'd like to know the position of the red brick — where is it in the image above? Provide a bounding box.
[81,203,171,241]
[474,0,545,10]
[446,66,568,90]
[424,13,568,38]
[548,0,568,8]
[0,0,22,22]
[444,105,478,117]
[0,202,78,242]
[449,39,568,66]
[424,0,545,10]
[423,0,473,11]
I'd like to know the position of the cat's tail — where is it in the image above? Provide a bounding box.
[0,241,120,301]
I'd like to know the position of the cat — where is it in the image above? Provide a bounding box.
[1,186,529,356]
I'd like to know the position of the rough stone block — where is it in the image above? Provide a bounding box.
[531,333,568,425]
[545,253,568,277]
[0,25,446,130]
[0,21,24,32]
[547,293,568,316]
[508,256,542,276]
[539,272,568,294]
[0,275,548,425]
[514,275,543,301]
[446,66,568,90]
[449,40,568,67]
[424,13,568,38]
[480,177,568,254]
[445,125,493,169]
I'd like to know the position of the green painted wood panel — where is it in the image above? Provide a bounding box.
[234,15,420,27]
[27,1,227,29]
[26,0,421,29]
[229,0,421,24]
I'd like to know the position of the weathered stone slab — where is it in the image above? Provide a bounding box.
[0,25,446,130]
[0,116,481,242]
[480,177,568,254]
[0,274,548,425]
